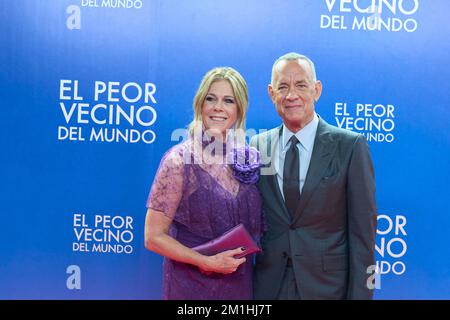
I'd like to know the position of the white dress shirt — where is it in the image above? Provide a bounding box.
[276,113,319,199]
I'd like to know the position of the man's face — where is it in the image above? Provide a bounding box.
[269,59,322,132]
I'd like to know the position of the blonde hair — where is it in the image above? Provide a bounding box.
[188,67,248,136]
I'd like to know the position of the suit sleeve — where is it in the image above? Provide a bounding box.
[346,134,377,299]
[250,134,258,149]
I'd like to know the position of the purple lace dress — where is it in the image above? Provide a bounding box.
[146,137,263,300]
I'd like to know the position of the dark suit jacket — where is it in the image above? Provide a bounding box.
[250,117,377,300]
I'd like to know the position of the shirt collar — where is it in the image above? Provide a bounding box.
[282,113,319,152]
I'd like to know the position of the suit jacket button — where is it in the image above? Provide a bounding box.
[282,252,288,258]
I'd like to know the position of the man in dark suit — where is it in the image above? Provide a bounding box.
[251,52,377,300]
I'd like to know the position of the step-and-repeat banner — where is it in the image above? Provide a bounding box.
[1,0,449,299]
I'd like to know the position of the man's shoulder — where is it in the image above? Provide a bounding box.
[320,118,361,142]
[249,126,281,149]
[251,126,280,140]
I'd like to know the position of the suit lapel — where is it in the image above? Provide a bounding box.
[291,118,338,226]
[260,126,291,224]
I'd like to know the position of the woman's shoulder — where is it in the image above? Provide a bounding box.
[160,139,194,167]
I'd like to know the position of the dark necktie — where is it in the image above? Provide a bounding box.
[283,136,300,218]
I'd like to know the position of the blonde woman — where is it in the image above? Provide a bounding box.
[144,67,263,300]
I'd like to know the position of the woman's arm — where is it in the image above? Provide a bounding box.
[144,208,246,274]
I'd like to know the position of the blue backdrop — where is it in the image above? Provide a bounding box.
[1,0,449,299]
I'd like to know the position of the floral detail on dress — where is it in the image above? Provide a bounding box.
[227,145,261,184]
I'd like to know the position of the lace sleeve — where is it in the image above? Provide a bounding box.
[146,147,185,220]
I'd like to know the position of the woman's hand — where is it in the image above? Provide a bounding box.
[199,247,247,275]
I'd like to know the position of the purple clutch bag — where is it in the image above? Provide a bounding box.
[192,223,261,259]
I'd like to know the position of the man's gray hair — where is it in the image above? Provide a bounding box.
[271,52,317,85]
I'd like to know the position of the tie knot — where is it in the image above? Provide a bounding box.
[289,135,299,147]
